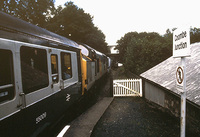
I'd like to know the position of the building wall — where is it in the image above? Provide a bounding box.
[145,82,165,107]
[143,80,200,134]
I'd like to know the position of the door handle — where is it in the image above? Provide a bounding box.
[17,92,26,109]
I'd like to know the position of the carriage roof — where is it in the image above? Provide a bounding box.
[0,11,79,49]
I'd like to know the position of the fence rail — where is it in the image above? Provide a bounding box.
[113,79,142,97]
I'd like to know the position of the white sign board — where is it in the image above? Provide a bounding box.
[176,66,184,92]
[173,28,190,58]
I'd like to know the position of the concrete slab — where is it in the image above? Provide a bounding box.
[61,97,113,137]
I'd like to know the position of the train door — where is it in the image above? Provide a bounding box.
[60,51,80,88]
[49,49,61,93]
[18,44,51,108]
[96,58,100,79]
[0,38,20,120]
[60,50,82,100]
[99,57,102,76]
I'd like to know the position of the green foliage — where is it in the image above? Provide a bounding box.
[190,27,200,44]
[0,0,18,14]
[116,28,200,75]
[116,31,172,75]
[1,1,108,53]
[0,0,55,27]
[46,2,108,53]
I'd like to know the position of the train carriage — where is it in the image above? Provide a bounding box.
[0,11,111,137]
[79,44,96,92]
[0,12,82,137]
[78,43,104,92]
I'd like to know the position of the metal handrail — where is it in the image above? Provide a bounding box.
[0,84,13,90]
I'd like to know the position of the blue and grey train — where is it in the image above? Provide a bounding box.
[0,12,111,137]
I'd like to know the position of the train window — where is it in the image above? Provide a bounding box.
[20,46,49,94]
[61,52,72,80]
[95,61,97,76]
[97,58,100,73]
[51,54,58,83]
[0,49,14,103]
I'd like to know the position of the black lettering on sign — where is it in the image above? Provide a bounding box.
[175,42,187,50]
[175,31,187,41]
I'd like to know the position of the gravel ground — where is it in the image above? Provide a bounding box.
[91,97,199,137]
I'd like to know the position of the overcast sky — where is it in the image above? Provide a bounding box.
[55,0,200,45]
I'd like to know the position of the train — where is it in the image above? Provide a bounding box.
[0,11,111,137]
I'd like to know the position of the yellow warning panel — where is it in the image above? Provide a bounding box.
[81,58,87,95]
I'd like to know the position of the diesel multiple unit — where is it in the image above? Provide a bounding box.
[0,12,111,137]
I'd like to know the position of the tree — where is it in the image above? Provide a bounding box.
[119,28,200,75]
[116,32,139,63]
[0,0,18,14]
[190,27,200,44]
[46,2,108,53]
[1,1,107,53]
[116,31,172,75]
[0,0,55,27]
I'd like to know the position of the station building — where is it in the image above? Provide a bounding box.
[140,42,200,134]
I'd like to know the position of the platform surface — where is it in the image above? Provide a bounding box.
[60,97,113,137]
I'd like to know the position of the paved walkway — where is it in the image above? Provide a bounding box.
[60,97,113,137]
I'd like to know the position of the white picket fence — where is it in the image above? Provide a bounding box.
[113,79,142,97]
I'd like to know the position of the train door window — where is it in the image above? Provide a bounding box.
[61,52,72,80]
[103,57,106,70]
[97,58,100,73]
[51,54,58,83]
[95,61,97,76]
[0,49,14,103]
[20,46,49,94]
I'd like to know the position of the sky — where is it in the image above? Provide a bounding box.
[55,0,200,45]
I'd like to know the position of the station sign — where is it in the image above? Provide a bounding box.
[173,27,190,137]
[176,66,184,92]
[173,28,190,58]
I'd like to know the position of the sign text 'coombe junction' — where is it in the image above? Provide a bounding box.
[174,31,187,50]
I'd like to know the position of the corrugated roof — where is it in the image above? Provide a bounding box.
[140,43,200,105]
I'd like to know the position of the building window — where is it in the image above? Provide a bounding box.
[61,52,72,80]
[51,54,58,83]
[20,46,49,94]
[0,49,14,103]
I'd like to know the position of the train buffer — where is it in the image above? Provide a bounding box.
[57,97,113,137]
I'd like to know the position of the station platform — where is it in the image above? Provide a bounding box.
[57,97,113,137]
